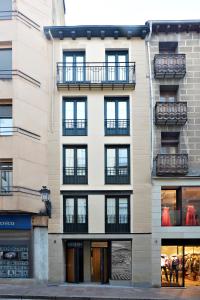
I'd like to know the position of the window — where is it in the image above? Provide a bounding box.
[0,161,12,193]
[160,86,178,102]
[0,104,12,135]
[161,132,179,154]
[0,49,12,79]
[63,98,87,136]
[64,197,88,233]
[105,97,129,135]
[63,51,85,82]
[105,146,130,184]
[106,197,130,233]
[159,42,178,54]
[106,51,128,82]
[0,0,12,20]
[63,146,87,184]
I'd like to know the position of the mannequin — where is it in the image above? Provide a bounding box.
[162,207,171,226]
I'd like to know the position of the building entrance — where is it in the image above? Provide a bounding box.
[66,241,83,283]
[91,242,109,283]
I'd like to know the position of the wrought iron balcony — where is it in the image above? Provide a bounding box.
[105,215,130,233]
[63,167,88,184]
[105,119,130,135]
[154,54,186,79]
[105,167,130,184]
[64,215,88,233]
[63,119,87,136]
[156,154,188,176]
[57,62,135,90]
[155,102,187,125]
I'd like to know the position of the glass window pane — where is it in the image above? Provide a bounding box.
[119,198,128,224]
[106,101,115,119]
[107,55,115,81]
[77,198,86,223]
[77,101,85,119]
[182,187,200,226]
[76,56,84,81]
[118,101,127,130]
[118,55,126,81]
[65,149,74,175]
[65,102,74,129]
[107,198,116,223]
[0,170,12,192]
[0,118,12,135]
[161,190,178,226]
[77,149,86,168]
[118,148,128,166]
[107,148,116,171]
[65,198,74,223]
[65,56,73,81]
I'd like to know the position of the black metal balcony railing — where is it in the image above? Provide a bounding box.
[63,119,87,136]
[105,119,130,135]
[105,166,130,184]
[156,154,188,176]
[64,215,88,233]
[105,214,130,233]
[154,54,186,79]
[57,62,136,89]
[155,102,187,125]
[63,167,88,184]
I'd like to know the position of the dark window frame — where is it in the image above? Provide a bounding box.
[0,104,13,136]
[0,48,12,79]
[105,196,130,233]
[105,50,129,82]
[62,97,87,136]
[0,162,12,193]
[104,97,130,136]
[63,51,86,83]
[105,145,130,184]
[63,196,88,233]
[63,145,88,184]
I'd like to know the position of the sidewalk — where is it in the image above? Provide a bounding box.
[0,284,200,300]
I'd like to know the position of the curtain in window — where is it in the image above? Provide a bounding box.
[65,198,74,223]
[119,198,128,224]
[107,198,116,223]
[77,198,86,223]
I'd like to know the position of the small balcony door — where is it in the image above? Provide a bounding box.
[63,52,85,82]
[106,51,128,82]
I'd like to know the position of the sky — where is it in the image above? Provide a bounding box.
[65,0,200,25]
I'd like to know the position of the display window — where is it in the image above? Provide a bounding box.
[161,245,200,287]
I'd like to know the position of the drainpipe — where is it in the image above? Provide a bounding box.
[146,21,154,171]
[48,29,55,133]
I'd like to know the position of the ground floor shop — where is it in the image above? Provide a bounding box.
[161,239,200,287]
[65,240,132,284]
[0,214,48,281]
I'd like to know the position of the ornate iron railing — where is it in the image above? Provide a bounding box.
[156,154,188,176]
[63,167,88,184]
[57,62,135,88]
[62,119,87,136]
[155,102,187,125]
[154,54,186,79]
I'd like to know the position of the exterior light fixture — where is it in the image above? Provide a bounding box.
[39,186,51,218]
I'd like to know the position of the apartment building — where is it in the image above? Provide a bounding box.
[0,0,64,281]
[147,20,200,287]
[44,25,153,285]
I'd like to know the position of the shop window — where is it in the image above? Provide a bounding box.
[0,160,12,193]
[161,187,200,226]
[105,97,129,135]
[63,98,87,136]
[0,104,12,135]
[161,132,179,154]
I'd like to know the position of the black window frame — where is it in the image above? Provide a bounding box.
[63,196,88,233]
[0,162,12,193]
[62,97,87,136]
[104,97,130,136]
[105,196,130,233]
[63,145,88,184]
[105,145,130,184]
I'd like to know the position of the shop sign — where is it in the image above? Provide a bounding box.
[0,215,31,230]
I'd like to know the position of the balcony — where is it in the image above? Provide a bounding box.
[57,62,135,90]
[105,215,130,233]
[154,54,186,79]
[105,167,130,184]
[64,215,88,233]
[105,119,130,135]
[155,102,187,125]
[62,119,87,136]
[156,154,188,176]
[63,167,88,184]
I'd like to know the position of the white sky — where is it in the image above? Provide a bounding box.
[65,0,200,25]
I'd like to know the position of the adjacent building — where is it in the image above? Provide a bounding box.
[0,0,64,282]
[147,20,200,287]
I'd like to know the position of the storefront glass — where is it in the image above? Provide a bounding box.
[161,245,200,287]
[182,187,200,226]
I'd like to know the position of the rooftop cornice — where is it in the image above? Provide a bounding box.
[44,25,149,40]
[146,20,200,33]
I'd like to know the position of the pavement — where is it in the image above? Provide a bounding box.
[0,283,199,300]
